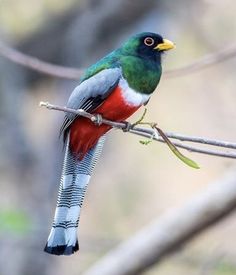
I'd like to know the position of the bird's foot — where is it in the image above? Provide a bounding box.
[91,114,103,126]
[122,121,132,132]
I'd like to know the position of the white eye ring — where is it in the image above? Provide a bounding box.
[144,37,155,47]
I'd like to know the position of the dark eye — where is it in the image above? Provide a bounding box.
[144,37,155,47]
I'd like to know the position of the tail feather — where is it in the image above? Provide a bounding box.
[44,135,105,255]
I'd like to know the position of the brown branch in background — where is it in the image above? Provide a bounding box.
[1,41,236,79]
[83,169,236,275]
[39,102,236,159]
[0,41,83,80]
[164,43,236,78]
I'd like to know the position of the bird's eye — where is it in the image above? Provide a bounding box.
[144,37,155,47]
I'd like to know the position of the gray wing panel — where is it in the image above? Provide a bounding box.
[66,68,121,120]
[60,68,121,139]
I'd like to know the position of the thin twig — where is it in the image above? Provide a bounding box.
[165,132,236,150]
[1,41,236,79]
[39,101,236,159]
[130,129,236,159]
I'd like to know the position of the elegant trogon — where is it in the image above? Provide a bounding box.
[44,32,175,255]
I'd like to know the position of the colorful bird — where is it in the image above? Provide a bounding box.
[44,32,175,255]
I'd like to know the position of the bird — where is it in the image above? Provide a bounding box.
[44,32,175,255]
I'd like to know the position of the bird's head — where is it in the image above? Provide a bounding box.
[121,32,175,62]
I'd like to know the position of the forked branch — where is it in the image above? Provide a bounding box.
[39,101,236,160]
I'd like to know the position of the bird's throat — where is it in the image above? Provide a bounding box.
[120,55,162,94]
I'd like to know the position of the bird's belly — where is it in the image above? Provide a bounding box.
[70,85,141,159]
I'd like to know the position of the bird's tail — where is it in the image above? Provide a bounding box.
[44,135,105,255]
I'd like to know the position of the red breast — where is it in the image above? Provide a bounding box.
[70,85,140,159]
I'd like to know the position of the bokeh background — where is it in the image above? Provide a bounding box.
[0,0,236,274]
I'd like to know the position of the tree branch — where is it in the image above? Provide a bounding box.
[39,101,236,159]
[0,41,83,80]
[1,41,236,79]
[82,169,236,275]
[164,43,236,78]
[164,132,236,150]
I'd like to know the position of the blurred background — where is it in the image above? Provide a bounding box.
[0,0,236,274]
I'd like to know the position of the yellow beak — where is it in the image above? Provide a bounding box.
[154,39,175,51]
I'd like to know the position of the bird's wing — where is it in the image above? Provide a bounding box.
[60,67,121,138]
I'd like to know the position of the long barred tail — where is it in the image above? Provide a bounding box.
[44,135,105,255]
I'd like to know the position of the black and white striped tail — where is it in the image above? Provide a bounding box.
[44,135,105,255]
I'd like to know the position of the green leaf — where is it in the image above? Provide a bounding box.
[139,140,152,145]
[155,127,200,169]
[0,209,31,235]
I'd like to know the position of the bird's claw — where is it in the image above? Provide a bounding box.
[91,114,103,126]
[122,121,132,132]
